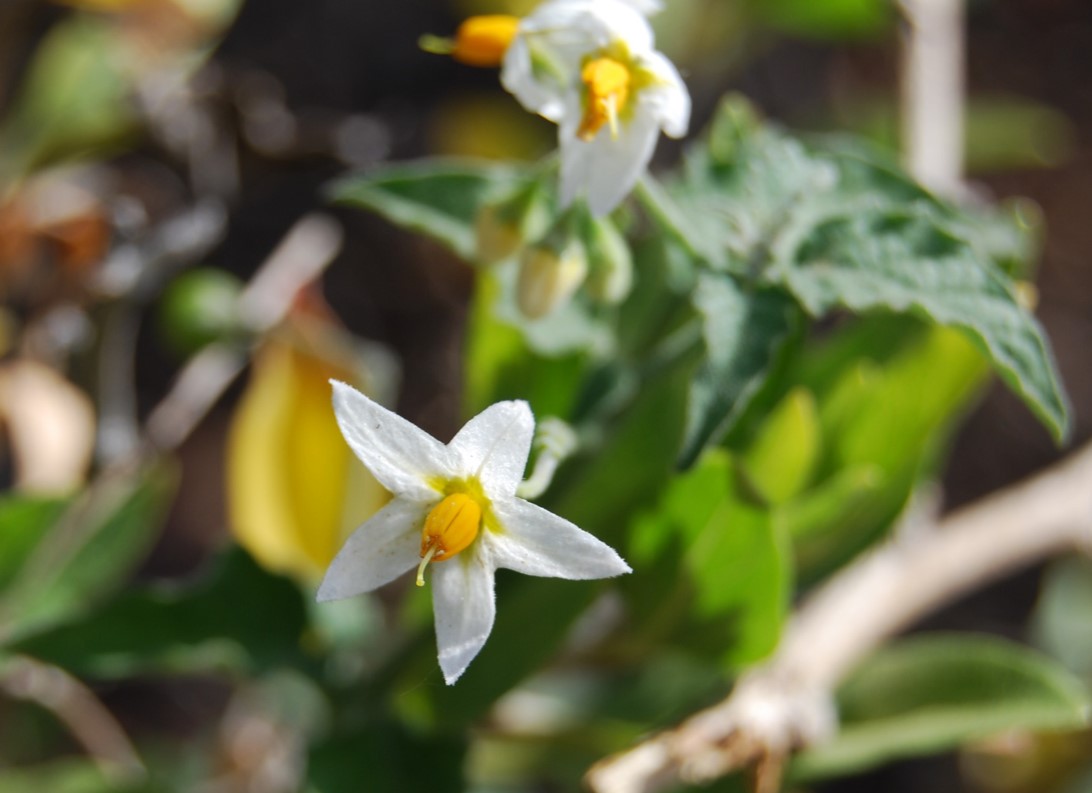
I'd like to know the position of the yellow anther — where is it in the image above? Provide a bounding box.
[578,57,631,141]
[421,15,520,68]
[416,493,482,586]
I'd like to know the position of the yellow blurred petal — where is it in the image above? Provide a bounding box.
[227,333,389,584]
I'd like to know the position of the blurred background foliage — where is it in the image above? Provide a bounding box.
[0,0,1089,792]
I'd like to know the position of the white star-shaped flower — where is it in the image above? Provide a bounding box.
[501,0,690,217]
[317,381,631,684]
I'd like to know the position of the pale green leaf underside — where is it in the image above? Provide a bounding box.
[794,634,1091,780]
[330,159,523,260]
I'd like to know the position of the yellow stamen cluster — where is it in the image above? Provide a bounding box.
[417,493,483,586]
[578,57,631,141]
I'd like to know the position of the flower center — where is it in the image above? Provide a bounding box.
[416,493,482,586]
[578,57,631,142]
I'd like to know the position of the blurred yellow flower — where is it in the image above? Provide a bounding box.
[227,322,392,583]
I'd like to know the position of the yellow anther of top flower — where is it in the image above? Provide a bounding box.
[578,57,631,141]
[421,15,520,68]
[454,15,519,66]
[416,493,483,586]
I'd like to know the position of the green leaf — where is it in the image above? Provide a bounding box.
[1032,557,1092,679]
[0,760,157,793]
[308,721,467,793]
[778,463,883,541]
[329,159,525,260]
[740,387,820,504]
[778,207,1070,442]
[665,99,1064,442]
[629,451,790,667]
[0,462,176,642]
[793,634,1092,780]
[679,273,802,469]
[462,273,588,414]
[787,320,990,579]
[668,124,840,276]
[0,496,68,593]
[751,0,892,40]
[11,548,308,677]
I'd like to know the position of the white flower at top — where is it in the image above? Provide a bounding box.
[501,0,690,217]
[317,382,631,685]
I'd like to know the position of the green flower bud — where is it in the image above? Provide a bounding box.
[474,181,549,265]
[583,215,632,304]
[516,238,587,319]
[157,268,243,357]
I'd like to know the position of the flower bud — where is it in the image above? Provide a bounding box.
[583,215,633,304]
[474,181,548,265]
[517,239,588,319]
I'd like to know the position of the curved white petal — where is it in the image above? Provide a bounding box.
[524,0,654,56]
[448,400,534,498]
[620,0,663,14]
[500,34,567,122]
[637,51,691,138]
[432,549,496,684]
[316,498,427,602]
[559,106,661,217]
[331,380,453,500]
[488,497,631,579]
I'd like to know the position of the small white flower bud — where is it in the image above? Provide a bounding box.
[584,216,633,304]
[516,240,588,319]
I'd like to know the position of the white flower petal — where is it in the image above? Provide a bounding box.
[448,400,534,498]
[620,0,663,15]
[331,380,453,500]
[503,0,656,123]
[500,34,567,122]
[637,51,691,138]
[559,106,661,217]
[316,498,427,602]
[488,497,632,579]
[432,549,496,684]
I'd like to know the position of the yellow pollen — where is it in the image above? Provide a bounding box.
[578,57,631,141]
[416,493,482,586]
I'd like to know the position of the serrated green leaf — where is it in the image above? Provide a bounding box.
[0,462,176,643]
[329,159,525,260]
[664,102,1063,441]
[679,273,802,469]
[11,548,308,677]
[794,634,1092,780]
[779,208,1070,442]
[671,129,839,275]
